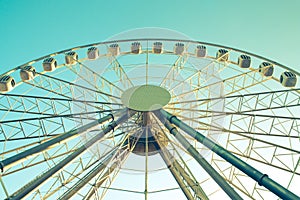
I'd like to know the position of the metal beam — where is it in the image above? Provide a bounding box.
[154,110,243,200]
[152,114,209,200]
[151,112,209,200]
[0,110,123,172]
[159,109,300,200]
[155,140,205,200]
[83,149,130,200]
[162,157,195,200]
[58,148,117,200]
[7,109,135,200]
[0,176,9,198]
[165,150,209,200]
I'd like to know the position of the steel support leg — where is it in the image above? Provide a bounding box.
[159,109,300,200]
[7,109,135,200]
[163,158,195,200]
[0,109,126,172]
[154,110,243,200]
[155,140,208,200]
[164,150,209,200]
[58,148,118,200]
[84,149,130,200]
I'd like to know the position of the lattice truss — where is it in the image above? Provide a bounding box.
[0,39,299,200]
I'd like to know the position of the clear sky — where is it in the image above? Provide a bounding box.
[0,0,300,74]
[0,0,300,199]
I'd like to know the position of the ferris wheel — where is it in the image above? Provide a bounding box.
[0,29,299,200]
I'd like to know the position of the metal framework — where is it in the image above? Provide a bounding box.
[0,38,299,200]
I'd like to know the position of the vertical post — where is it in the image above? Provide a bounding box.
[160,109,300,200]
[144,118,149,200]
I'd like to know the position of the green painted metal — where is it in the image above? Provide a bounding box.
[121,85,171,111]
[159,109,300,200]
[154,111,243,200]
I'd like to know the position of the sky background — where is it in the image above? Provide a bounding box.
[0,0,300,75]
[0,0,300,199]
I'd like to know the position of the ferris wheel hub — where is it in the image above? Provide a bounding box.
[128,128,168,156]
[121,85,171,111]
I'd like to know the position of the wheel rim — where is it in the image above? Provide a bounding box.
[0,37,299,200]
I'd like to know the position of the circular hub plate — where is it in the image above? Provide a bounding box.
[121,85,171,111]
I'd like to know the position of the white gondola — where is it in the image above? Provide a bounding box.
[42,57,57,72]
[108,43,120,56]
[0,75,15,92]
[280,71,297,87]
[238,55,251,68]
[131,42,142,54]
[20,66,36,81]
[174,43,184,55]
[259,62,274,77]
[195,45,207,57]
[87,47,99,60]
[216,49,229,61]
[65,51,78,65]
[153,42,163,54]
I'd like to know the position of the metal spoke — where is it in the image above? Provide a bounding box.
[174,113,300,153]
[173,68,269,99]
[0,111,121,172]
[82,123,143,200]
[153,128,209,200]
[0,93,122,105]
[169,88,300,105]
[6,109,135,200]
[1,37,300,200]
[165,107,300,120]
[159,109,300,200]
[70,55,125,93]
[0,109,120,124]
[146,40,149,85]
[57,145,120,200]
[36,72,121,100]
[108,55,135,88]
[168,49,231,92]
[159,56,184,87]
[153,110,243,200]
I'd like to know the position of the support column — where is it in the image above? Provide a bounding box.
[163,160,195,200]
[83,149,130,200]
[159,109,300,200]
[142,112,151,127]
[164,150,209,200]
[156,142,203,200]
[7,109,135,200]
[152,124,209,200]
[58,148,117,200]
[0,110,125,172]
[154,110,243,200]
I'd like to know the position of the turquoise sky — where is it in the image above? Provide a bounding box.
[0,0,300,199]
[0,0,299,74]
